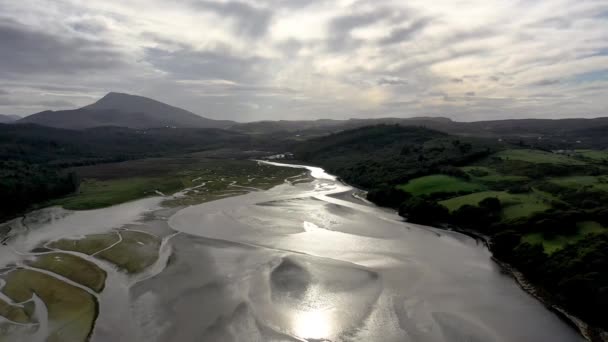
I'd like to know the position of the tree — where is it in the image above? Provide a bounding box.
[399,198,449,224]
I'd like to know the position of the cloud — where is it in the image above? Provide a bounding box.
[0,0,606,120]
[0,18,126,77]
[144,47,270,83]
[0,97,74,108]
[190,1,273,37]
[378,18,431,45]
[531,79,561,86]
[378,77,408,86]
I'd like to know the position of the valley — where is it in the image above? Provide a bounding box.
[0,162,586,341]
[1,93,607,341]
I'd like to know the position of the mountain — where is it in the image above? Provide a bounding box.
[0,114,20,123]
[18,92,235,129]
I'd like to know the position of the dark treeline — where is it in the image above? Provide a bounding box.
[0,124,255,166]
[0,161,78,221]
[0,123,285,220]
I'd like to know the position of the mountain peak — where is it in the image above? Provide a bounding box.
[19,93,235,129]
[87,92,162,111]
[100,91,130,99]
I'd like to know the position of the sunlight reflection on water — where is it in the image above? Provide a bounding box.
[292,309,334,340]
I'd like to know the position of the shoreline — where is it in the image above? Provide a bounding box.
[492,257,607,342]
[428,223,607,342]
[267,160,603,341]
[266,159,606,341]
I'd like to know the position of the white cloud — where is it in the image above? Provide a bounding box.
[0,0,606,121]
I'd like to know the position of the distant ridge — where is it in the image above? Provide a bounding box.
[0,114,20,123]
[18,92,235,129]
[230,116,608,138]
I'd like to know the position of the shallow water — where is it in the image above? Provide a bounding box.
[158,163,583,341]
[2,163,584,341]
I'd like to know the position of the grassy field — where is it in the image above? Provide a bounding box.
[549,175,608,192]
[48,233,120,255]
[28,253,106,292]
[1,269,97,342]
[523,221,606,254]
[52,157,304,210]
[0,298,31,324]
[439,190,552,220]
[460,166,529,183]
[51,230,162,274]
[494,149,586,165]
[54,177,185,210]
[97,231,160,274]
[397,175,485,196]
[573,149,608,162]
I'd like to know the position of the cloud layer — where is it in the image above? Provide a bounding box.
[0,0,606,121]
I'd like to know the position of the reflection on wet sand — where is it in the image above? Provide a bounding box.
[292,309,333,340]
[0,162,585,342]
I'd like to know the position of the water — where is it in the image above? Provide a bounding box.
[2,163,584,341]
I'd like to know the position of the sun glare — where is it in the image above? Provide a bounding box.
[292,310,334,340]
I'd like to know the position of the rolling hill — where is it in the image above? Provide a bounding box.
[0,114,20,123]
[18,92,235,129]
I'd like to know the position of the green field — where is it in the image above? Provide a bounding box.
[28,253,106,292]
[494,149,586,165]
[97,231,161,274]
[397,175,485,196]
[54,177,186,210]
[52,158,304,210]
[52,231,161,274]
[439,190,552,220]
[549,175,608,192]
[460,166,529,183]
[523,221,607,254]
[1,269,97,342]
[573,149,608,162]
[48,233,120,255]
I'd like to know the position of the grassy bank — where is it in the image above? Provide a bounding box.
[51,156,304,210]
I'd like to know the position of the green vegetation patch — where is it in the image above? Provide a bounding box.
[54,159,304,210]
[0,299,31,324]
[28,253,106,292]
[549,175,608,192]
[397,175,485,196]
[460,166,529,183]
[47,233,119,255]
[523,221,606,254]
[494,149,586,165]
[573,149,608,162]
[97,231,160,274]
[440,191,552,220]
[54,177,185,210]
[1,269,97,342]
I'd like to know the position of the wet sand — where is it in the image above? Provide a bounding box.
[0,162,584,341]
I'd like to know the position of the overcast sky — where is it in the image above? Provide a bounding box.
[0,0,607,121]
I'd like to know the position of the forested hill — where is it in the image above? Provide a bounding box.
[0,123,254,221]
[295,124,608,335]
[0,124,251,166]
[295,125,500,189]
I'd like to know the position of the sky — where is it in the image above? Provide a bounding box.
[0,0,607,122]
